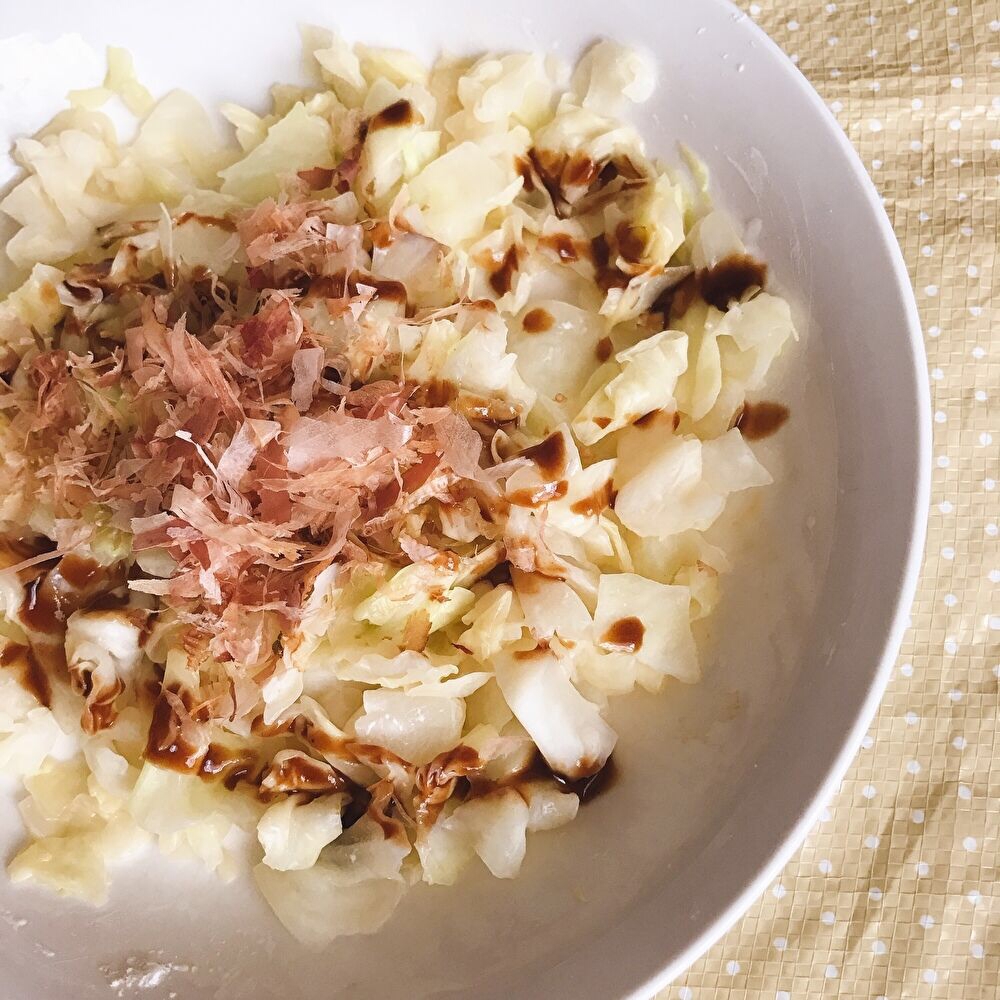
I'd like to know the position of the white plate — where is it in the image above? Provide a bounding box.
[0,1,929,997]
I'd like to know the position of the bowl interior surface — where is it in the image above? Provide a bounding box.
[0,2,927,998]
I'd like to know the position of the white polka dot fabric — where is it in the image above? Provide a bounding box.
[666,1,998,997]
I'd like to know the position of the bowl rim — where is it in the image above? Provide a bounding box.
[0,5,932,996]
[625,4,932,996]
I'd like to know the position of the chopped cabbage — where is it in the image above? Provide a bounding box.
[405,142,521,246]
[254,818,410,945]
[614,429,772,538]
[571,41,655,114]
[494,647,616,779]
[573,331,688,444]
[257,794,346,871]
[417,786,528,884]
[353,689,465,765]
[0,26,796,942]
[0,264,66,348]
[220,102,334,203]
[594,574,698,681]
[512,570,593,643]
[457,585,524,662]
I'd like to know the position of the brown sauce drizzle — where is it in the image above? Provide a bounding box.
[307,272,408,305]
[150,700,374,817]
[653,254,767,321]
[508,480,568,508]
[538,233,589,263]
[489,246,519,296]
[522,307,554,333]
[20,576,60,634]
[369,220,393,249]
[553,755,619,802]
[564,153,600,188]
[633,409,681,432]
[0,643,52,708]
[351,274,408,304]
[58,554,102,589]
[516,750,618,804]
[144,688,207,773]
[514,155,536,192]
[737,400,790,440]
[528,148,566,210]
[615,221,647,264]
[200,744,261,792]
[412,377,456,408]
[520,431,566,479]
[590,234,630,291]
[569,479,616,517]
[600,616,645,654]
[699,254,768,311]
[595,336,614,363]
[259,753,356,798]
[19,557,126,635]
[369,99,421,133]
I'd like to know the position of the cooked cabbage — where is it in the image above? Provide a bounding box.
[257,794,347,871]
[573,330,688,444]
[494,647,617,779]
[614,429,772,538]
[254,818,410,945]
[0,26,795,944]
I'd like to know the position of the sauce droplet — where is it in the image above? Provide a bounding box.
[699,254,768,311]
[538,233,588,263]
[569,479,616,517]
[514,155,536,192]
[590,234,630,291]
[520,431,567,479]
[0,643,52,708]
[600,616,645,653]
[369,99,421,133]
[595,336,614,363]
[737,400,790,440]
[20,575,61,633]
[489,246,519,296]
[522,308,554,334]
[57,554,102,589]
[144,688,207,773]
[552,754,619,803]
[615,221,647,264]
[517,750,618,804]
[564,153,600,189]
[200,744,260,792]
[508,480,568,508]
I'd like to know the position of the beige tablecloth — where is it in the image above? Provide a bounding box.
[665,1,999,997]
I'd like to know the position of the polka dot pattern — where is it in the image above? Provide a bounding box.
[669,3,997,998]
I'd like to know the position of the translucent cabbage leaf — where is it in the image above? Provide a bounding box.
[494,647,616,779]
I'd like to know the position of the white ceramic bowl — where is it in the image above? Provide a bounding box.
[0,1,929,997]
